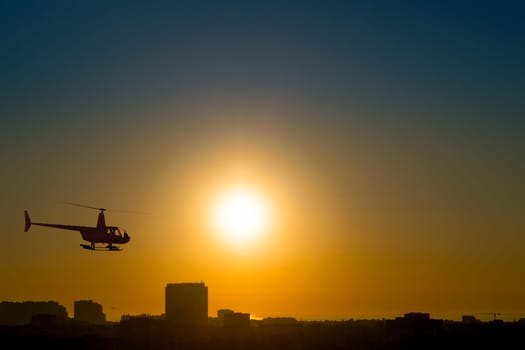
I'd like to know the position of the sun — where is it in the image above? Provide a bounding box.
[211,187,271,247]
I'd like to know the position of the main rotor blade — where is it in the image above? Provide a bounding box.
[60,202,105,211]
[60,202,148,214]
[106,209,150,215]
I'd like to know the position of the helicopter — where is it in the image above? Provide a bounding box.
[24,204,131,251]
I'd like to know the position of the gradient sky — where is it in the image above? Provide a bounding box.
[1,1,524,321]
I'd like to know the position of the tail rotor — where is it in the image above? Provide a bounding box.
[24,210,31,232]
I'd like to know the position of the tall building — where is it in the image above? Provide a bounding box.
[74,300,106,324]
[165,282,208,326]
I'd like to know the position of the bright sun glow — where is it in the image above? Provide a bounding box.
[212,187,271,247]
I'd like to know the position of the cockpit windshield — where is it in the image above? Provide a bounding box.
[119,227,129,239]
[105,227,123,237]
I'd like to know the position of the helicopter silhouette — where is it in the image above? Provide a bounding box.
[24,203,131,251]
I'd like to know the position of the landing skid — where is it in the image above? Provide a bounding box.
[80,244,122,251]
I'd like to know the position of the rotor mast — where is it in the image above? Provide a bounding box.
[97,208,106,229]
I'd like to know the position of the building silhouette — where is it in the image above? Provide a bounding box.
[0,301,68,325]
[217,309,234,326]
[165,282,208,327]
[462,315,481,324]
[74,300,106,324]
[223,311,250,330]
[216,309,250,329]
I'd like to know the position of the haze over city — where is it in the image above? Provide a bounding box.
[1,1,524,323]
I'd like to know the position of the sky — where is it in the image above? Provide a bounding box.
[1,1,524,322]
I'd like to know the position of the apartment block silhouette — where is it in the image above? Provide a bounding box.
[165,282,208,326]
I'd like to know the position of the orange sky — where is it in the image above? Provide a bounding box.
[2,110,524,322]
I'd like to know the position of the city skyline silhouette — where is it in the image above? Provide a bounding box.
[1,280,523,324]
[2,281,524,349]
